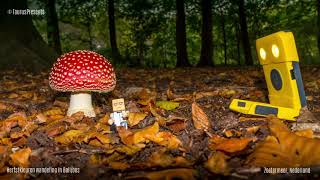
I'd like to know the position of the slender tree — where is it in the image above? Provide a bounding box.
[317,0,320,57]
[107,0,121,61]
[0,0,57,71]
[176,0,190,67]
[222,16,227,65]
[198,0,213,67]
[238,0,253,65]
[46,0,61,55]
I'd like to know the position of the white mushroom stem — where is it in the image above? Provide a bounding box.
[67,93,95,117]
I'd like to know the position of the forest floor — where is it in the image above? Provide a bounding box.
[0,66,320,179]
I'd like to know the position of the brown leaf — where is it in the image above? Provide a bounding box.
[118,122,159,145]
[247,117,320,167]
[10,148,32,167]
[209,135,253,153]
[112,144,145,155]
[205,151,229,175]
[191,102,211,131]
[35,113,48,124]
[128,112,147,127]
[128,168,197,180]
[224,129,242,137]
[109,162,130,170]
[150,132,182,149]
[167,120,187,133]
[0,103,7,111]
[146,149,191,168]
[295,129,313,138]
[246,126,260,134]
[149,104,167,126]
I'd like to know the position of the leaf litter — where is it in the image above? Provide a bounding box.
[0,67,319,179]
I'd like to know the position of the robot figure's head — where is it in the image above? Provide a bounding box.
[256,31,299,65]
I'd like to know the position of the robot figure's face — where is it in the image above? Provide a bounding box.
[256,31,299,65]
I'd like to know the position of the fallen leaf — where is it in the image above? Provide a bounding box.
[205,151,230,175]
[156,101,179,111]
[128,168,197,180]
[146,149,191,168]
[295,129,313,138]
[147,149,175,167]
[192,102,211,131]
[209,135,253,153]
[118,122,159,145]
[128,112,147,127]
[109,162,130,170]
[43,108,64,116]
[247,117,320,167]
[149,104,167,126]
[224,129,242,137]
[0,103,7,110]
[112,144,145,155]
[78,131,111,144]
[167,119,187,133]
[10,148,32,167]
[246,126,260,134]
[150,132,182,149]
[55,130,83,145]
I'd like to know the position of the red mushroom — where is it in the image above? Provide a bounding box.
[49,50,116,117]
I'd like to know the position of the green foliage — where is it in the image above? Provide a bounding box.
[30,0,320,66]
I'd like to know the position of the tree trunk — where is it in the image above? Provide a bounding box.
[107,0,121,61]
[176,0,190,67]
[46,0,61,55]
[238,0,253,65]
[0,0,57,72]
[198,0,213,67]
[221,15,227,65]
[235,21,241,65]
[317,0,320,58]
[86,22,94,50]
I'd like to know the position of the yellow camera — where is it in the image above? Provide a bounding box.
[229,31,306,121]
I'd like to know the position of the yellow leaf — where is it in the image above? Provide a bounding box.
[156,101,179,111]
[55,130,83,145]
[10,148,32,167]
[192,102,211,131]
[205,151,229,175]
[118,122,159,145]
[128,112,147,127]
[113,144,145,155]
[150,132,182,149]
[43,108,64,116]
[133,122,159,144]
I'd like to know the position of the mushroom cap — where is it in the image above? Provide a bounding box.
[49,50,116,92]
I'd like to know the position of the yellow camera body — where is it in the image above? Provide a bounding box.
[229,31,306,121]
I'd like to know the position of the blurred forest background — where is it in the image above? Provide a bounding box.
[1,0,319,70]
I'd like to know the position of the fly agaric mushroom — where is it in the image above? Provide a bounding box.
[49,50,116,117]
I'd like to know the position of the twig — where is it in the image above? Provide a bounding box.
[50,148,105,155]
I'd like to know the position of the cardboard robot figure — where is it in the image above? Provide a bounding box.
[229,31,307,121]
[108,98,129,131]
